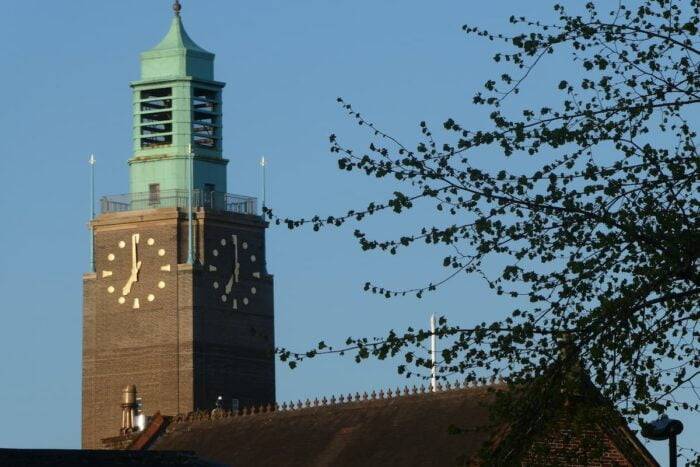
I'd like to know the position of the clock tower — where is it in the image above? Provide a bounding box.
[82,3,275,449]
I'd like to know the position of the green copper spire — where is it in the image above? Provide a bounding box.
[140,2,215,81]
[129,1,227,197]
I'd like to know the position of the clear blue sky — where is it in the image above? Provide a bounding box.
[0,0,694,463]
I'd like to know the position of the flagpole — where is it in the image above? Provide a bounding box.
[430,314,437,392]
[261,156,267,212]
[89,154,96,272]
[187,144,194,265]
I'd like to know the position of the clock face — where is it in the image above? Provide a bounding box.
[207,234,262,310]
[101,233,172,309]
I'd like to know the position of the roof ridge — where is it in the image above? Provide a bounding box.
[170,379,504,426]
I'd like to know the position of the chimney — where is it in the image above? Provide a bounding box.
[120,385,138,435]
[135,397,147,432]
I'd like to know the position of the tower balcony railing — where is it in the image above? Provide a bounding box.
[100,189,258,216]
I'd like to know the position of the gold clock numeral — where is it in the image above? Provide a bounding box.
[133,298,140,309]
[208,265,217,272]
[161,264,172,272]
[233,299,238,310]
[252,272,261,279]
[102,270,113,278]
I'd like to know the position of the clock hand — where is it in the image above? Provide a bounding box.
[131,234,139,272]
[122,274,136,296]
[122,234,142,296]
[233,235,239,280]
[224,259,239,296]
[122,261,142,296]
[225,274,234,295]
[224,235,240,295]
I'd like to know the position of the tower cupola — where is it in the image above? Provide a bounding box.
[129,1,227,197]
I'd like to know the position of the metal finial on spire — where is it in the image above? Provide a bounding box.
[173,0,182,16]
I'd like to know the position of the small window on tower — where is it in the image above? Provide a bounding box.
[203,183,216,208]
[140,87,173,149]
[149,184,161,206]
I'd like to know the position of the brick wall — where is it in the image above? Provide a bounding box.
[82,208,275,448]
[521,422,641,466]
[193,210,275,411]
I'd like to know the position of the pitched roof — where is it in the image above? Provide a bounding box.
[138,13,216,81]
[151,385,497,466]
[147,382,659,467]
[145,15,213,56]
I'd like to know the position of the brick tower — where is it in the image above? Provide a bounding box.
[82,3,275,449]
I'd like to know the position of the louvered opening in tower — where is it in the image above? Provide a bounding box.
[139,87,173,148]
[192,87,220,149]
